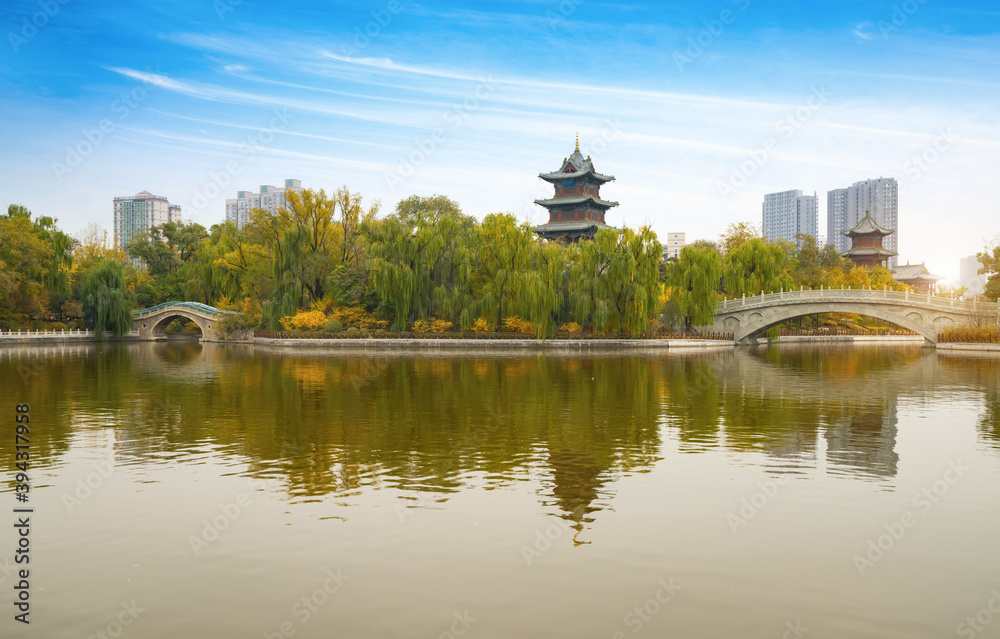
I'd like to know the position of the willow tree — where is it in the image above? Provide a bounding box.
[519,241,566,339]
[722,237,794,298]
[79,259,135,340]
[473,213,534,330]
[568,239,610,333]
[598,226,663,336]
[364,214,439,329]
[667,243,722,329]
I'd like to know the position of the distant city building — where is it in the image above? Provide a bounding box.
[663,232,686,260]
[959,255,987,296]
[890,263,943,295]
[828,178,899,266]
[762,189,817,244]
[826,188,848,250]
[225,178,304,229]
[841,211,896,269]
[533,137,618,242]
[113,191,182,250]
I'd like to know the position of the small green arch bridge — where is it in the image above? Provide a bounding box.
[131,302,237,341]
[707,288,999,345]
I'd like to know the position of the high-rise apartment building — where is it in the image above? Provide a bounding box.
[959,255,987,296]
[827,178,898,266]
[762,190,818,244]
[113,191,182,250]
[662,232,686,260]
[225,178,304,229]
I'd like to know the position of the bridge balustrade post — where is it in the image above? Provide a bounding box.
[905,289,909,301]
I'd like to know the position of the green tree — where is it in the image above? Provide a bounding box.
[473,213,534,330]
[0,214,51,322]
[980,245,1000,301]
[792,233,824,289]
[722,237,794,298]
[79,260,135,340]
[666,243,722,329]
[719,221,760,255]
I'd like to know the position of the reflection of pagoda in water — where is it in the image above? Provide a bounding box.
[545,446,607,544]
[824,397,899,479]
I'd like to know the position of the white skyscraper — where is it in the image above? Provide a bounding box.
[828,178,899,266]
[113,191,182,250]
[762,190,818,244]
[225,178,304,229]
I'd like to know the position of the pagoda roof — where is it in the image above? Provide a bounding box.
[843,212,894,237]
[533,195,620,209]
[539,150,615,184]
[534,221,611,232]
[890,263,944,281]
[842,247,898,258]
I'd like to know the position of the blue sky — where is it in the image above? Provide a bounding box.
[1,0,998,280]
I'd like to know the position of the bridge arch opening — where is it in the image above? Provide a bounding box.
[145,313,208,341]
[735,307,937,345]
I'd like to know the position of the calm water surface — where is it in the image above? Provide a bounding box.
[2,342,1000,638]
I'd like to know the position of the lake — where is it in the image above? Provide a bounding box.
[2,342,999,638]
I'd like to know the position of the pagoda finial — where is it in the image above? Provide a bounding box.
[575,132,579,153]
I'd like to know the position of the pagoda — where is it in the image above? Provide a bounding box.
[841,211,897,268]
[890,263,943,294]
[533,136,619,242]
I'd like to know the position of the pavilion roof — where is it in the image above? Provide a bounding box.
[890,263,944,281]
[842,247,898,258]
[844,212,894,237]
[539,150,615,184]
[534,195,620,209]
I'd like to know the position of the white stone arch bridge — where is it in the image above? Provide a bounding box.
[706,288,1000,344]
[132,302,236,341]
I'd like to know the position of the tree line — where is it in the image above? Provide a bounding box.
[2,194,997,339]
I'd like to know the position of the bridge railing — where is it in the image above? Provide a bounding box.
[132,301,234,318]
[718,287,997,314]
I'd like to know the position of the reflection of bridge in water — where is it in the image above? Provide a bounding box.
[708,288,999,344]
[131,302,235,341]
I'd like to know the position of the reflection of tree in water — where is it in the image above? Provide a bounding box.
[14,340,1000,533]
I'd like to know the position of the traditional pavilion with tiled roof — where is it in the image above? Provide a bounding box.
[890,263,943,294]
[533,135,619,242]
[842,211,897,269]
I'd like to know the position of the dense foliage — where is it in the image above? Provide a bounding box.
[2,193,990,337]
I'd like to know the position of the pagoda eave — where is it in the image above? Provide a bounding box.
[539,170,615,184]
[534,196,619,209]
